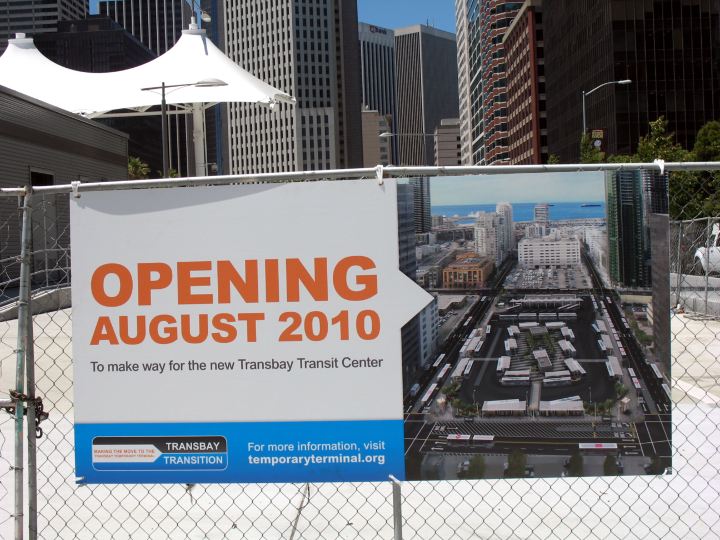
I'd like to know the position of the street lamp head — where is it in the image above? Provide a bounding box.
[200,10,212,22]
[618,79,632,85]
[194,78,227,87]
[379,131,393,138]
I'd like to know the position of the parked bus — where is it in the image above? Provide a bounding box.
[631,377,642,394]
[662,383,671,402]
[432,353,446,369]
[437,364,451,382]
[650,364,663,381]
[420,384,437,407]
[579,442,618,452]
[628,368,636,378]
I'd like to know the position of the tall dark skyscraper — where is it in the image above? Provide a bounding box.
[34,16,162,175]
[0,0,86,52]
[99,0,191,54]
[223,0,363,174]
[606,170,668,288]
[455,0,522,165]
[394,24,458,166]
[544,0,720,162]
[398,183,421,393]
[358,22,397,163]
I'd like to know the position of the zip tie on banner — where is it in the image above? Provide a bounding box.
[375,164,384,185]
[653,159,665,175]
[71,180,81,198]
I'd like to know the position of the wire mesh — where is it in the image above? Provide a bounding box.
[0,196,23,540]
[0,168,719,539]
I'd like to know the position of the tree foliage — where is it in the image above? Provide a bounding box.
[505,450,527,478]
[567,451,584,477]
[604,455,620,476]
[128,156,150,180]
[580,133,605,163]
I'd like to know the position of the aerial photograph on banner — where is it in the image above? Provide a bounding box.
[402,172,671,480]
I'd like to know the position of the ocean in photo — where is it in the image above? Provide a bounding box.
[431,202,606,223]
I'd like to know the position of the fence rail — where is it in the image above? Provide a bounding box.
[1,165,719,539]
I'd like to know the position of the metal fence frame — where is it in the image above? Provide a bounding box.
[1,161,720,539]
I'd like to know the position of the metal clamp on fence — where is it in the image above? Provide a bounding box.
[7,390,49,438]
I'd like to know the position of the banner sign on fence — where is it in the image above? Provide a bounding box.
[72,172,671,484]
[71,180,432,483]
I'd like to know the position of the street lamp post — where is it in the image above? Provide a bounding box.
[141,78,227,177]
[582,79,632,135]
[379,131,437,166]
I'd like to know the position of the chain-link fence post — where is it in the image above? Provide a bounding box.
[13,191,32,540]
[389,475,402,540]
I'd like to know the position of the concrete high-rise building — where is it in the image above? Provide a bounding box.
[649,213,670,373]
[358,22,397,164]
[434,118,461,166]
[544,0,720,162]
[474,212,500,263]
[361,109,391,166]
[455,0,522,165]
[395,24,458,166]
[454,0,473,165]
[518,236,581,268]
[502,0,547,164]
[224,0,363,174]
[534,203,549,223]
[496,201,514,252]
[0,0,86,52]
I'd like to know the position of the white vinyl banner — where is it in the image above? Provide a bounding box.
[71,180,432,483]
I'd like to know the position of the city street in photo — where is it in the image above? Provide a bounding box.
[403,172,671,480]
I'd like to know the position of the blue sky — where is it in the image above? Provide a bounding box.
[89,1,456,33]
[357,0,455,33]
[430,173,606,206]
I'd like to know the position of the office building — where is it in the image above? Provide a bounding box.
[544,0,720,162]
[443,254,495,288]
[361,109,391,166]
[518,236,581,268]
[224,0,363,174]
[395,24,458,166]
[455,0,522,165]
[434,118,461,166]
[358,22,396,164]
[474,211,510,265]
[0,0,86,52]
[34,16,162,176]
[502,0,546,164]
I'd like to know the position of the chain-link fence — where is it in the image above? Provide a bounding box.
[2,165,720,539]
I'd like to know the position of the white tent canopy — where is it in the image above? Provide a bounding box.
[0,24,293,176]
[0,26,293,117]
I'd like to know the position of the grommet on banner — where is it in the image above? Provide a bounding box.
[653,159,665,175]
[71,181,81,199]
[375,164,384,185]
